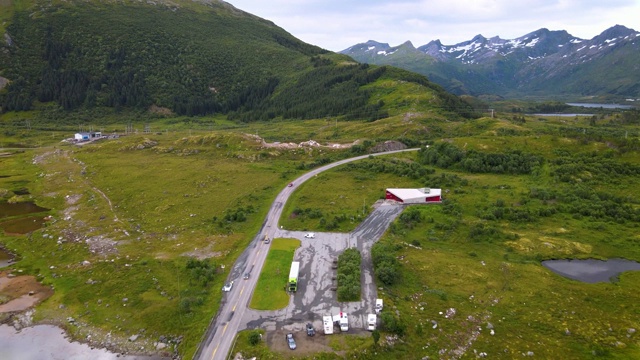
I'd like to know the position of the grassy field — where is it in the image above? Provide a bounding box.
[250,238,300,310]
[1,108,640,359]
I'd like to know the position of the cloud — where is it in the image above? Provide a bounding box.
[226,0,640,51]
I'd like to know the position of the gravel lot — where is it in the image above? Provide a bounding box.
[242,200,405,352]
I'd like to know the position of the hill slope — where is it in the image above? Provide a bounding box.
[0,0,475,121]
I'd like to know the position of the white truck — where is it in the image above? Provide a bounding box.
[332,312,349,332]
[367,313,377,331]
[323,315,334,335]
[375,298,383,314]
[288,261,300,292]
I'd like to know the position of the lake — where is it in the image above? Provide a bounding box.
[532,113,594,117]
[566,102,635,109]
[0,325,166,360]
[542,258,640,283]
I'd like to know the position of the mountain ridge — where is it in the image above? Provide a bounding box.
[341,25,640,99]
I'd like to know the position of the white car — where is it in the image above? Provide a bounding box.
[222,281,234,292]
[304,232,315,238]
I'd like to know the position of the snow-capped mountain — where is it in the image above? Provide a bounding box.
[341,25,640,98]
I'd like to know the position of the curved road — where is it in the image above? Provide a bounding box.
[195,148,419,360]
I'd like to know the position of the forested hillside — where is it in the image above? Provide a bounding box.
[0,0,475,122]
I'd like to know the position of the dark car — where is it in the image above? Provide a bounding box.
[286,333,296,350]
[306,323,315,336]
[243,273,250,280]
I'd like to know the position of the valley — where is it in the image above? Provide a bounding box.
[0,1,639,359]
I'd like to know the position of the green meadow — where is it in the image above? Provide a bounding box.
[250,238,300,310]
[1,109,640,359]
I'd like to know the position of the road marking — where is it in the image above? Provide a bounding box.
[233,304,237,311]
[211,346,218,360]
[240,287,244,295]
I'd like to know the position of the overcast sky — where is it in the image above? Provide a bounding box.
[226,0,640,51]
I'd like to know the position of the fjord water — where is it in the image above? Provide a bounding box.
[542,258,640,283]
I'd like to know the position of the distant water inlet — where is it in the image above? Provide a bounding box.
[542,258,640,283]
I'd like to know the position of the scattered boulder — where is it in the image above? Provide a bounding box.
[128,334,139,342]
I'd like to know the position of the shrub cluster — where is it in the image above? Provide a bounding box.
[336,248,361,302]
[371,243,401,286]
[419,142,543,174]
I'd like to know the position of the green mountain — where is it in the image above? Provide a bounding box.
[0,0,475,121]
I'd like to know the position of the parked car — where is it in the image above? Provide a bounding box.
[286,333,296,350]
[304,232,315,238]
[306,323,315,336]
[222,281,234,292]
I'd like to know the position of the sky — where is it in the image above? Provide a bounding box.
[226,0,640,52]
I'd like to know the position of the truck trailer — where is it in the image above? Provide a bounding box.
[323,315,334,335]
[367,314,377,331]
[288,261,300,292]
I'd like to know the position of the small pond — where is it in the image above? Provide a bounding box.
[0,201,48,219]
[0,324,165,360]
[0,201,50,235]
[542,258,640,283]
[0,247,12,268]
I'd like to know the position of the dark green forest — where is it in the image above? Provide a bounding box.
[0,1,476,122]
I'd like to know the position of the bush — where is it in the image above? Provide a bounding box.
[336,248,361,301]
[372,243,401,286]
[248,330,261,346]
[380,312,406,336]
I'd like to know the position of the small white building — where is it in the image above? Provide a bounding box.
[74,132,90,141]
[385,188,442,204]
[74,132,102,142]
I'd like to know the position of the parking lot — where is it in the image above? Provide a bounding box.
[241,200,405,340]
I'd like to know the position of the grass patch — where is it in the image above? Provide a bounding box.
[229,329,272,360]
[249,238,300,310]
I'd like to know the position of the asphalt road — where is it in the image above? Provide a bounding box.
[195,148,418,360]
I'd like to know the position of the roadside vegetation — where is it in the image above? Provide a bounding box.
[250,238,300,310]
[336,248,361,302]
[1,97,639,359]
[277,113,640,359]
